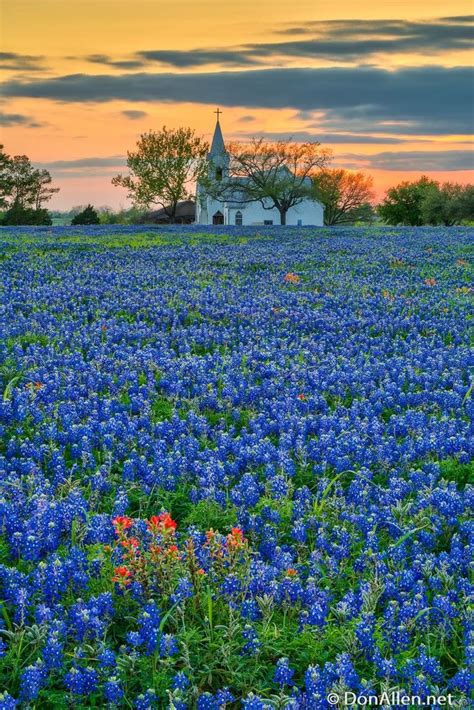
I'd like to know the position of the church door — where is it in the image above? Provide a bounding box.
[212,211,224,225]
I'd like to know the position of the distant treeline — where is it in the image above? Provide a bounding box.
[1,137,473,227]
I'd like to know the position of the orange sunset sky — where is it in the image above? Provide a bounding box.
[1,0,473,210]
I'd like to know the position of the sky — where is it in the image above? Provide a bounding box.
[1,0,473,210]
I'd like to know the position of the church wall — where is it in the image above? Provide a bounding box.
[195,196,324,226]
[223,200,324,226]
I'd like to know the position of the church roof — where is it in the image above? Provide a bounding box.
[210,117,226,155]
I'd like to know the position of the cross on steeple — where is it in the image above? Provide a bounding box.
[210,110,226,155]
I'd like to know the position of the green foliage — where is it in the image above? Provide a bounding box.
[98,206,147,224]
[0,145,59,211]
[150,395,174,422]
[439,457,474,487]
[71,204,101,225]
[378,177,474,226]
[378,176,438,226]
[182,499,238,530]
[421,183,474,226]
[112,126,209,222]
[1,202,52,225]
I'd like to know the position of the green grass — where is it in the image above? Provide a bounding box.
[439,457,474,487]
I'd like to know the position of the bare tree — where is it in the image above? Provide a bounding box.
[33,169,60,210]
[206,138,331,225]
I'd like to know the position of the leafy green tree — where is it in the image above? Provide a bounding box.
[71,204,101,225]
[421,182,474,226]
[378,176,438,225]
[112,126,209,223]
[458,185,474,222]
[98,206,146,224]
[0,146,59,222]
[312,168,375,225]
[6,155,39,208]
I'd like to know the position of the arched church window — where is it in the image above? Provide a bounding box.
[212,211,224,225]
[215,167,223,181]
[235,211,243,226]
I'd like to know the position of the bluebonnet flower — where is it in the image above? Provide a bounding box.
[0,692,18,709]
[242,694,271,709]
[98,648,116,667]
[171,672,190,691]
[216,689,234,705]
[127,601,161,655]
[240,599,261,621]
[104,677,124,704]
[170,577,194,604]
[159,633,179,657]
[196,693,218,710]
[64,666,99,695]
[19,661,47,702]
[273,657,295,687]
[42,630,64,670]
[242,624,261,655]
[134,689,157,709]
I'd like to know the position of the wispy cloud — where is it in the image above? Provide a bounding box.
[121,109,148,120]
[86,54,146,70]
[0,52,46,72]
[33,155,127,179]
[242,131,420,144]
[0,111,43,128]
[336,150,473,171]
[37,155,126,169]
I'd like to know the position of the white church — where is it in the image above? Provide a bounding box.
[195,113,325,226]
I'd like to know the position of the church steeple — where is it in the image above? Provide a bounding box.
[207,109,228,182]
[210,108,226,155]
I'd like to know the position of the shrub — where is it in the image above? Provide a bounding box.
[71,204,100,225]
[1,203,52,225]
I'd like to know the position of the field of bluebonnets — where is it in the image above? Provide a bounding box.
[0,224,472,709]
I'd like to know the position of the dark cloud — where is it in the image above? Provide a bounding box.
[247,16,474,64]
[137,49,259,68]
[275,15,473,46]
[248,29,471,62]
[337,150,473,171]
[306,117,459,137]
[37,156,126,169]
[244,131,417,144]
[79,16,473,70]
[0,52,45,72]
[3,66,471,136]
[439,15,474,22]
[86,54,146,70]
[0,111,42,128]
[33,155,127,179]
[121,109,148,120]
[85,49,260,70]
